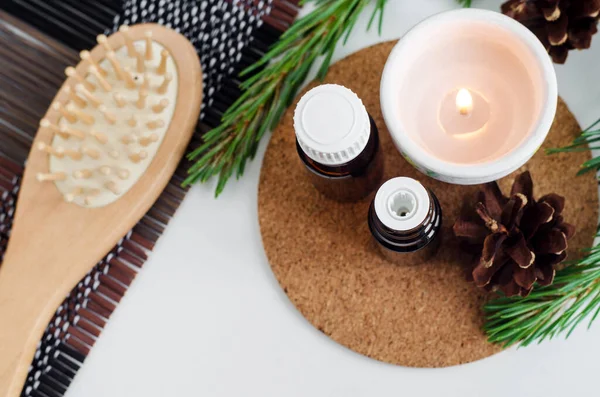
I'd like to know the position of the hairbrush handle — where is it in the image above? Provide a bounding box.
[0,239,74,397]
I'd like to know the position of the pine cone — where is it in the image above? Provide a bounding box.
[453,171,576,297]
[501,0,600,63]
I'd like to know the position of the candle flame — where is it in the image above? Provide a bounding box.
[456,88,473,116]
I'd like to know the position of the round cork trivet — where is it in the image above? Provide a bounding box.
[258,41,598,368]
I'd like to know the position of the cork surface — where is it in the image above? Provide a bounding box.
[258,41,599,368]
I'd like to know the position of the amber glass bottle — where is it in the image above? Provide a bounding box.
[368,177,442,266]
[294,84,384,202]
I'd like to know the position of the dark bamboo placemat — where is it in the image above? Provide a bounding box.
[1,0,120,49]
[0,1,299,395]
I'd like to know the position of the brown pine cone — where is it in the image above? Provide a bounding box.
[501,0,600,63]
[453,171,576,297]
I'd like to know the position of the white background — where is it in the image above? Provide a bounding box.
[66,1,600,396]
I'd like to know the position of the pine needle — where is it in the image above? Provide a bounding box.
[184,0,388,196]
[484,251,600,347]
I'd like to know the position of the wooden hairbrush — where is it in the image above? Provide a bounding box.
[0,24,202,396]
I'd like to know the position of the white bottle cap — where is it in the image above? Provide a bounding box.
[294,84,371,166]
[374,177,430,232]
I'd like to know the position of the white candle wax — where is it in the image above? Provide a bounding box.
[381,9,557,185]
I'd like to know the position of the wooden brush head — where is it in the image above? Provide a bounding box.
[39,25,187,207]
[0,23,202,396]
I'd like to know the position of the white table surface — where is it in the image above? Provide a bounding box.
[65,1,600,396]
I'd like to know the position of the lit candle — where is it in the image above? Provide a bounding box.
[456,88,473,116]
[439,87,490,138]
[380,9,557,185]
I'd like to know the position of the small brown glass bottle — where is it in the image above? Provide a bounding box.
[368,177,442,266]
[294,84,384,202]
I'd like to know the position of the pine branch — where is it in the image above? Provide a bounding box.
[456,0,473,7]
[184,0,388,196]
[546,117,600,175]
[485,122,600,347]
[484,244,600,347]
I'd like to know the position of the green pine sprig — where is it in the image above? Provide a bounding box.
[484,121,600,347]
[184,0,388,196]
[456,0,473,7]
[546,117,600,175]
[485,246,600,347]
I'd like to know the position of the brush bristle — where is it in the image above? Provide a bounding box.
[37,26,176,208]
